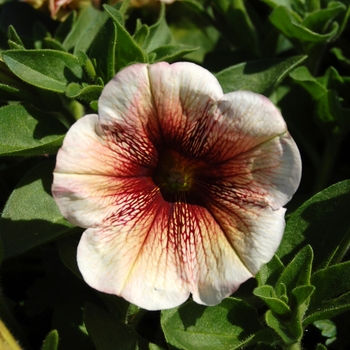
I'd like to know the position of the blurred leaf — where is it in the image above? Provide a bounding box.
[261,0,305,15]
[215,55,306,95]
[290,66,327,100]
[43,38,67,51]
[2,50,83,93]
[55,10,76,43]
[57,236,82,279]
[133,21,150,48]
[62,6,107,53]
[315,344,327,350]
[0,2,54,43]
[277,180,350,269]
[0,161,76,259]
[302,2,345,33]
[215,0,259,55]
[142,3,172,53]
[161,298,262,350]
[169,2,219,63]
[41,330,59,350]
[84,303,148,350]
[313,320,336,345]
[0,105,67,156]
[331,47,350,65]
[148,344,165,350]
[7,25,24,48]
[315,89,350,136]
[0,319,22,350]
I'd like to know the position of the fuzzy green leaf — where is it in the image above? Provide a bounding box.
[269,6,338,53]
[3,50,83,93]
[0,161,76,259]
[41,330,59,350]
[62,5,107,53]
[142,3,172,53]
[104,4,147,72]
[84,303,148,350]
[253,286,291,317]
[89,18,117,82]
[276,245,313,293]
[215,55,306,95]
[256,254,285,287]
[161,298,262,350]
[277,180,350,269]
[303,261,350,324]
[265,310,301,344]
[149,44,198,63]
[0,105,67,156]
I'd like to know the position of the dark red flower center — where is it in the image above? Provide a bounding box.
[152,149,200,197]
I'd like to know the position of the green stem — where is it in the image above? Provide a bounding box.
[285,342,302,350]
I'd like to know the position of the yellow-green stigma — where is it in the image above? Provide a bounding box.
[167,167,192,191]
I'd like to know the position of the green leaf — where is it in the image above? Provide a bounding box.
[149,44,198,63]
[57,236,82,279]
[66,83,103,102]
[3,50,83,93]
[303,261,350,324]
[0,105,67,156]
[104,4,147,72]
[256,254,285,287]
[148,344,165,350]
[62,6,108,53]
[142,3,172,53]
[7,25,24,48]
[41,330,59,350]
[161,298,262,350]
[290,285,315,320]
[265,310,301,345]
[289,66,327,100]
[0,161,76,259]
[89,18,117,82]
[219,0,260,55]
[314,320,336,345]
[302,2,346,34]
[315,89,350,136]
[253,286,291,317]
[55,10,76,43]
[133,21,150,48]
[276,245,313,293]
[84,303,148,350]
[261,0,305,15]
[43,37,67,51]
[215,55,306,95]
[269,6,338,53]
[277,180,350,269]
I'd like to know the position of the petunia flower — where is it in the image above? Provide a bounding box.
[52,62,302,310]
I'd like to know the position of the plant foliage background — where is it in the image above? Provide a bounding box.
[0,0,350,349]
